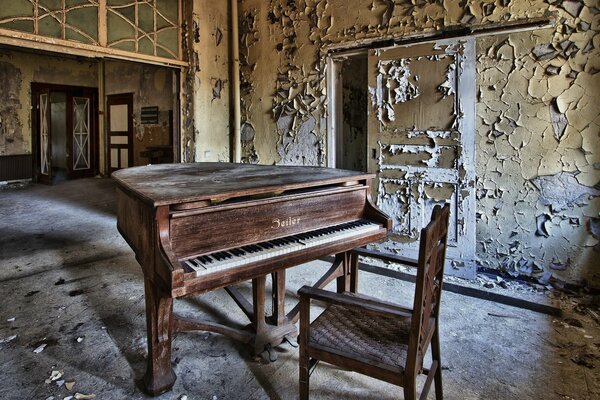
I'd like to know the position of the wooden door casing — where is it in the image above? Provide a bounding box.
[31,83,98,183]
[67,87,98,179]
[107,93,134,174]
[36,87,52,184]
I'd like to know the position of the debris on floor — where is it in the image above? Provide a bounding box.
[45,370,63,384]
[34,343,48,354]
[0,335,17,344]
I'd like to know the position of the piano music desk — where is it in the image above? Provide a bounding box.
[112,163,391,395]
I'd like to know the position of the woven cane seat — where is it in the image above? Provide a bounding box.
[309,303,411,371]
[299,204,450,399]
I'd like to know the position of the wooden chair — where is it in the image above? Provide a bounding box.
[298,204,450,400]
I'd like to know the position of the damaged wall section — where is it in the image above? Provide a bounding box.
[238,0,600,287]
[0,49,98,156]
[185,0,231,163]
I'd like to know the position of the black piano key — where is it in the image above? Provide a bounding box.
[230,248,243,257]
[244,245,259,253]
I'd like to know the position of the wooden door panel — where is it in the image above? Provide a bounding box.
[107,93,133,173]
[368,38,476,278]
[66,89,97,179]
[34,87,52,184]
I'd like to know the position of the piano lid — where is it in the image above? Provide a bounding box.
[112,162,375,207]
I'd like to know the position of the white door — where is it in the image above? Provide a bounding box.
[367,38,476,278]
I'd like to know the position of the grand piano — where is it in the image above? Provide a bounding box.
[113,162,391,395]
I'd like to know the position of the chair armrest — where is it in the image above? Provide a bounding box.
[350,247,419,268]
[298,286,412,319]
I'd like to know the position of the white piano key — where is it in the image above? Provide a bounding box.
[182,220,381,277]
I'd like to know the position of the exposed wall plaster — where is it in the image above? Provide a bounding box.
[0,60,23,155]
[369,58,421,123]
[0,50,97,157]
[187,0,230,162]
[239,0,600,287]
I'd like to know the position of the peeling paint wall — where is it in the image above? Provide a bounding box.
[239,1,600,287]
[476,21,600,285]
[105,61,174,167]
[180,0,230,163]
[239,1,327,166]
[0,49,97,156]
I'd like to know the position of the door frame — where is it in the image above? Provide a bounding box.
[106,92,134,174]
[326,39,476,279]
[31,83,99,183]
[31,85,52,184]
[326,48,368,168]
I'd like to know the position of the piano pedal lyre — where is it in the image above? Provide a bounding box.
[283,335,298,348]
[256,343,277,363]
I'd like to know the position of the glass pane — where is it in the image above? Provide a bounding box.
[138,3,154,33]
[156,13,171,30]
[0,20,35,33]
[66,6,99,42]
[115,5,135,23]
[0,0,33,20]
[107,10,135,43]
[39,0,62,10]
[38,15,62,38]
[111,40,136,52]
[157,28,178,57]
[138,35,154,55]
[106,0,179,58]
[107,0,133,7]
[65,27,93,43]
[156,47,173,59]
[66,0,92,7]
[156,0,178,23]
[40,93,49,175]
[73,97,90,170]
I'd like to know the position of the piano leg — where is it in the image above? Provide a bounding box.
[271,270,287,326]
[336,251,359,293]
[251,274,297,359]
[143,278,177,396]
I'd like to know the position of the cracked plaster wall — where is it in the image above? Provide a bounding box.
[181,0,230,163]
[0,49,97,156]
[238,0,600,287]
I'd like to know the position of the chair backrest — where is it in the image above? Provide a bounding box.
[406,204,450,374]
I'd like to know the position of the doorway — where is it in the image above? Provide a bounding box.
[328,38,477,278]
[32,83,99,184]
[106,93,134,173]
[337,55,368,172]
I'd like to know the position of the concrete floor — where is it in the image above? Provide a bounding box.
[0,178,598,400]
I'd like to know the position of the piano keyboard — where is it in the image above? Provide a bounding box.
[182,220,381,276]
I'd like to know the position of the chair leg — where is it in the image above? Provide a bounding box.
[431,331,443,400]
[299,358,309,400]
[299,295,310,400]
[403,377,416,400]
